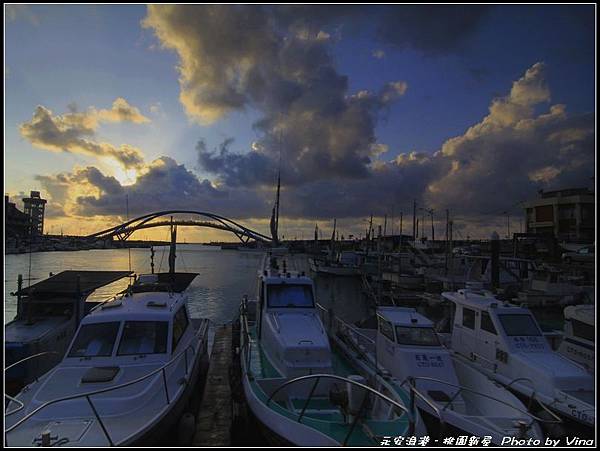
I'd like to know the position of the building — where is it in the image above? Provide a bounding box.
[22,190,47,236]
[523,188,594,243]
[5,195,30,240]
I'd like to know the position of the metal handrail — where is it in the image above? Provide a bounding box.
[89,294,122,313]
[400,376,562,424]
[4,351,59,373]
[335,318,376,346]
[4,395,24,417]
[5,321,207,443]
[4,351,61,416]
[504,377,567,420]
[265,373,415,437]
[402,377,446,437]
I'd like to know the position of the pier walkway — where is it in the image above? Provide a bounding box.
[193,324,233,446]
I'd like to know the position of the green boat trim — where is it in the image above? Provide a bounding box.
[243,323,414,446]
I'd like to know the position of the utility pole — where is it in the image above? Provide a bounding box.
[429,209,435,242]
[398,211,403,251]
[383,214,387,237]
[412,200,417,242]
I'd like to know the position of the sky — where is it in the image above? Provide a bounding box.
[4,5,596,242]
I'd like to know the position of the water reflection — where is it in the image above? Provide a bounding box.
[4,246,263,324]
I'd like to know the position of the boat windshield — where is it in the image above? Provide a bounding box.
[498,314,541,337]
[117,321,169,355]
[267,284,314,308]
[395,326,440,346]
[69,322,120,358]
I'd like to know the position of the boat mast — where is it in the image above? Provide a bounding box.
[168,216,177,278]
[270,128,282,246]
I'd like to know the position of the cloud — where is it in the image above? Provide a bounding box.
[20,99,149,169]
[372,49,386,59]
[37,157,269,221]
[138,5,593,234]
[423,62,594,215]
[143,5,409,186]
[96,97,150,124]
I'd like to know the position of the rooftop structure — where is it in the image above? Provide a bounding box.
[523,187,594,243]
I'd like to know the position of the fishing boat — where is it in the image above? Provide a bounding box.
[516,264,589,307]
[5,225,210,446]
[558,305,594,374]
[5,270,133,395]
[308,256,361,276]
[238,254,423,445]
[320,306,546,444]
[441,287,595,433]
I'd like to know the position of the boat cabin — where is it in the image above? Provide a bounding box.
[5,271,132,393]
[254,258,333,378]
[442,288,593,395]
[65,290,193,370]
[375,307,462,402]
[558,305,594,373]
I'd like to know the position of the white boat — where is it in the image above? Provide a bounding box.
[558,305,594,374]
[239,254,424,445]
[516,265,588,307]
[441,288,595,432]
[320,306,545,445]
[5,272,210,446]
[5,270,133,395]
[308,257,361,276]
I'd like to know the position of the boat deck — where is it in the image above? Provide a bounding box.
[193,324,233,446]
[244,323,413,446]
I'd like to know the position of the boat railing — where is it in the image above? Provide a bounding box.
[266,373,416,445]
[88,293,123,313]
[4,322,208,446]
[240,297,253,373]
[503,376,582,417]
[399,376,562,426]
[4,351,61,416]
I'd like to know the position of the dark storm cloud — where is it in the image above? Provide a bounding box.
[70,157,268,219]
[144,5,409,186]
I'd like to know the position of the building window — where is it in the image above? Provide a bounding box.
[535,205,554,222]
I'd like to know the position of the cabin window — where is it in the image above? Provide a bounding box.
[172,307,189,351]
[267,284,314,308]
[480,311,497,335]
[571,319,594,342]
[117,321,168,355]
[378,317,395,342]
[462,308,476,329]
[68,322,120,358]
[395,326,440,346]
[498,314,541,336]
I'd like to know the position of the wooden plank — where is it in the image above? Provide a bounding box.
[192,324,233,446]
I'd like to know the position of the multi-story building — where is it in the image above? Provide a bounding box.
[22,190,47,236]
[523,188,594,243]
[5,195,30,239]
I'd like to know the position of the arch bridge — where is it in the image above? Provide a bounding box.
[86,210,273,244]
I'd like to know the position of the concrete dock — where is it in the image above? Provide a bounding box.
[192,324,233,446]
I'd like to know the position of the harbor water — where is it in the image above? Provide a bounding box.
[4,245,263,325]
[4,247,368,326]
